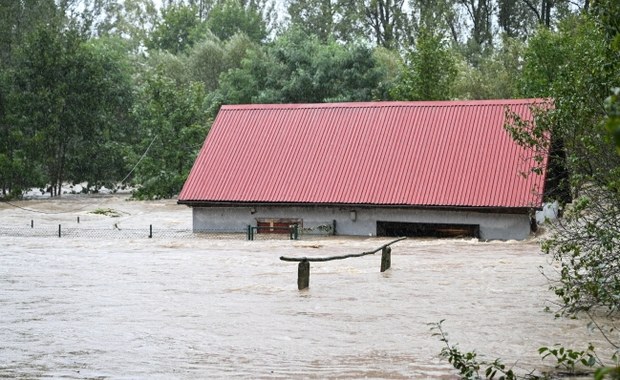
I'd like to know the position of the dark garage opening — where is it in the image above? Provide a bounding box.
[377,221,480,238]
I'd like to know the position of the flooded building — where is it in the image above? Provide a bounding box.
[178,100,550,240]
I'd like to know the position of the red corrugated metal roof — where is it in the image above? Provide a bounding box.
[178,100,550,208]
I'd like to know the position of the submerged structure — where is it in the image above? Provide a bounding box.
[178,100,549,240]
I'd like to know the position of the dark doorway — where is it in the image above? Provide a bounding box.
[377,221,480,238]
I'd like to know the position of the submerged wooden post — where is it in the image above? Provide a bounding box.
[298,259,310,290]
[280,237,405,290]
[380,246,391,272]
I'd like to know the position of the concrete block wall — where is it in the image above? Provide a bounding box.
[192,205,532,240]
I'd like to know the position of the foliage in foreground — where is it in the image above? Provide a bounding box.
[431,320,620,380]
[508,8,620,316]
[431,320,519,380]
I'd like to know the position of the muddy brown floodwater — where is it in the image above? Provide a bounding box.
[0,195,616,379]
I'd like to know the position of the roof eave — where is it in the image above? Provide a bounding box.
[177,200,541,213]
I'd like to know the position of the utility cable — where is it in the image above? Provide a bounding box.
[119,134,158,184]
[0,135,159,215]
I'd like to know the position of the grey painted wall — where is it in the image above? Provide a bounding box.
[191,205,532,240]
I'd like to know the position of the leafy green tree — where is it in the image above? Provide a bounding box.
[362,0,412,49]
[213,29,384,107]
[9,24,135,196]
[607,89,620,153]
[10,24,86,197]
[147,3,208,53]
[187,0,214,20]
[0,0,83,197]
[286,0,364,43]
[0,67,46,197]
[520,0,562,28]
[187,34,226,90]
[63,37,136,191]
[411,0,462,43]
[131,71,210,199]
[206,0,267,42]
[90,0,159,52]
[371,46,405,99]
[498,0,539,39]
[457,0,495,61]
[452,36,524,100]
[597,0,620,154]
[144,49,192,86]
[512,13,620,315]
[186,32,258,91]
[390,29,458,101]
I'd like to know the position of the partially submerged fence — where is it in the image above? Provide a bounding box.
[1,215,332,240]
[280,237,407,290]
[0,221,323,240]
[0,224,249,239]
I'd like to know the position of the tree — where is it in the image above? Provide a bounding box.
[188,0,214,20]
[286,0,364,43]
[0,0,88,197]
[607,89,620,153]
[144,49,192,87]
[9,24,135,196]
[362,0,412,49]
[186,32,258,91]
[457,0,495,57]
[147,3,208,53]
[206,0,267,42]
[595,0,620,152]
[390,29,458,101]
[0,66,46,197]
[371,46,405,99]
[10,24,85,197]
[131,71,210,199]
[512,12,620,315]
[498,0,538,39]
[63,37,136,191]
[452,36,524,100]
[213,30,385,107]
[411,0,463,44]
[90,0,159,52]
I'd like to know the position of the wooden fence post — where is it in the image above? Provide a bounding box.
[298,259,310,290]
[381,246,391,272]
[280,237,405,290]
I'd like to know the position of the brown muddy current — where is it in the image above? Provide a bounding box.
[0,195,616,379]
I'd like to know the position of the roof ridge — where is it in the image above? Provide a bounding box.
[220,99,550,111]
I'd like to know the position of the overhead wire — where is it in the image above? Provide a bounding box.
[0,135,159,215]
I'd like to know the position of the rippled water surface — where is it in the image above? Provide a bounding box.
[0,196,616,379]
